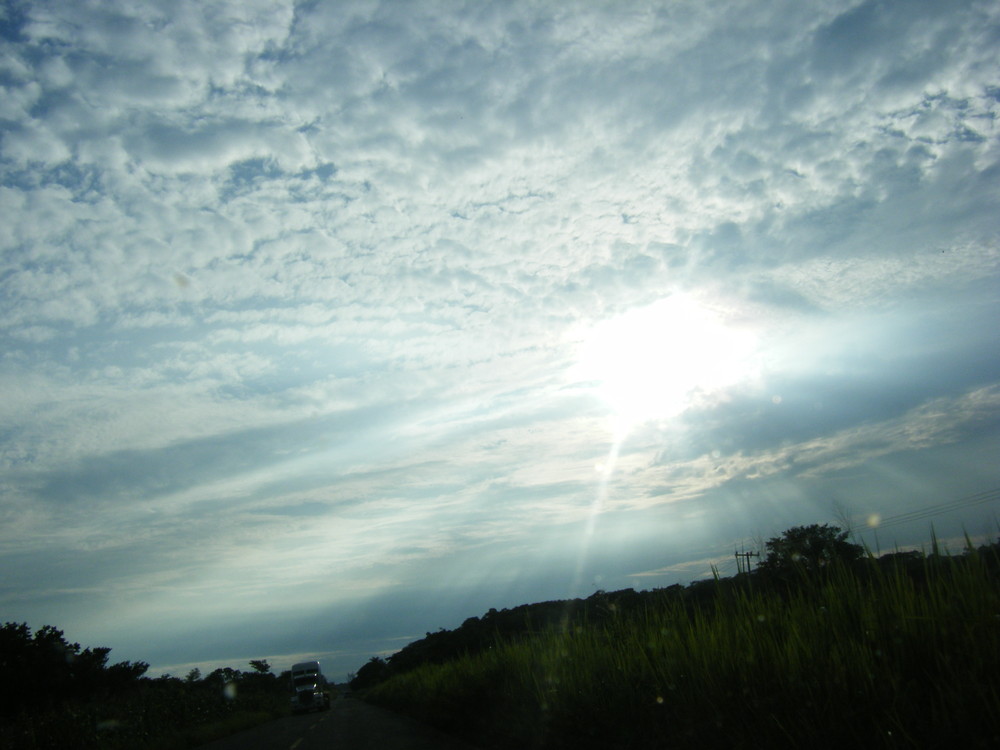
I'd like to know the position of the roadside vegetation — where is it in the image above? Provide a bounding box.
[354,525,1000,748]
[0,626,289,750]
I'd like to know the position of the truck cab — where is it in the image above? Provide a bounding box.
[289,660,331,713]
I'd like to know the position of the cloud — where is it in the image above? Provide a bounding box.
[1,0,998,677]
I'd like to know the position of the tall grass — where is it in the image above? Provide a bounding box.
[365,552,1000,748]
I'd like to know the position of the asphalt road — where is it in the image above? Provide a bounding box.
[199,696,484,750]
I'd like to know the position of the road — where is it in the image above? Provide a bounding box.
[199,696,484,750]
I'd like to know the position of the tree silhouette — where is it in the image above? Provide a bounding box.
[758,523,863,575]
[0,622,148,716]
[350,656,389,690]
[249,659,271,674]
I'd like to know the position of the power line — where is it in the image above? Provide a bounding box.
[733,487,1000,566]
[860,487,1000,533]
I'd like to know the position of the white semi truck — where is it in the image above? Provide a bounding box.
[289,661,331,713]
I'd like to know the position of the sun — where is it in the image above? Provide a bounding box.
[574,294,758,434]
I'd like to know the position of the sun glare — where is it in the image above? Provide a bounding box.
[575,295,758,434]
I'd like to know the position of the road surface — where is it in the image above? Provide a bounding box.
[200,695,484,750]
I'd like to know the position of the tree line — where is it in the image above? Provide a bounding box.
[0,624,287,749]
[0,623,150,719]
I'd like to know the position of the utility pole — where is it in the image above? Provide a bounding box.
[735,546,759,574]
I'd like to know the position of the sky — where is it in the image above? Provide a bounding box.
[1,0,999,683]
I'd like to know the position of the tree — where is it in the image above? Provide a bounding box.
[205,667,241,686]
[249,659,271,674]
[758,523,863,576]
[105,659,150,690]
[349,656,389,691]
[242,660,278,694]
[0,622,149,715]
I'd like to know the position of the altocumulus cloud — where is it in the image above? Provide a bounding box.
[1,0,999,680]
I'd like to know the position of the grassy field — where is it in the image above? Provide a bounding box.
[364,548,1000,749]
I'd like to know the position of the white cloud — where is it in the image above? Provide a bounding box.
[127,120,314,175]
[610,384,1000,515]
[766,242,1000,310]
[1,0,998,674]
[0,79,40,120]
